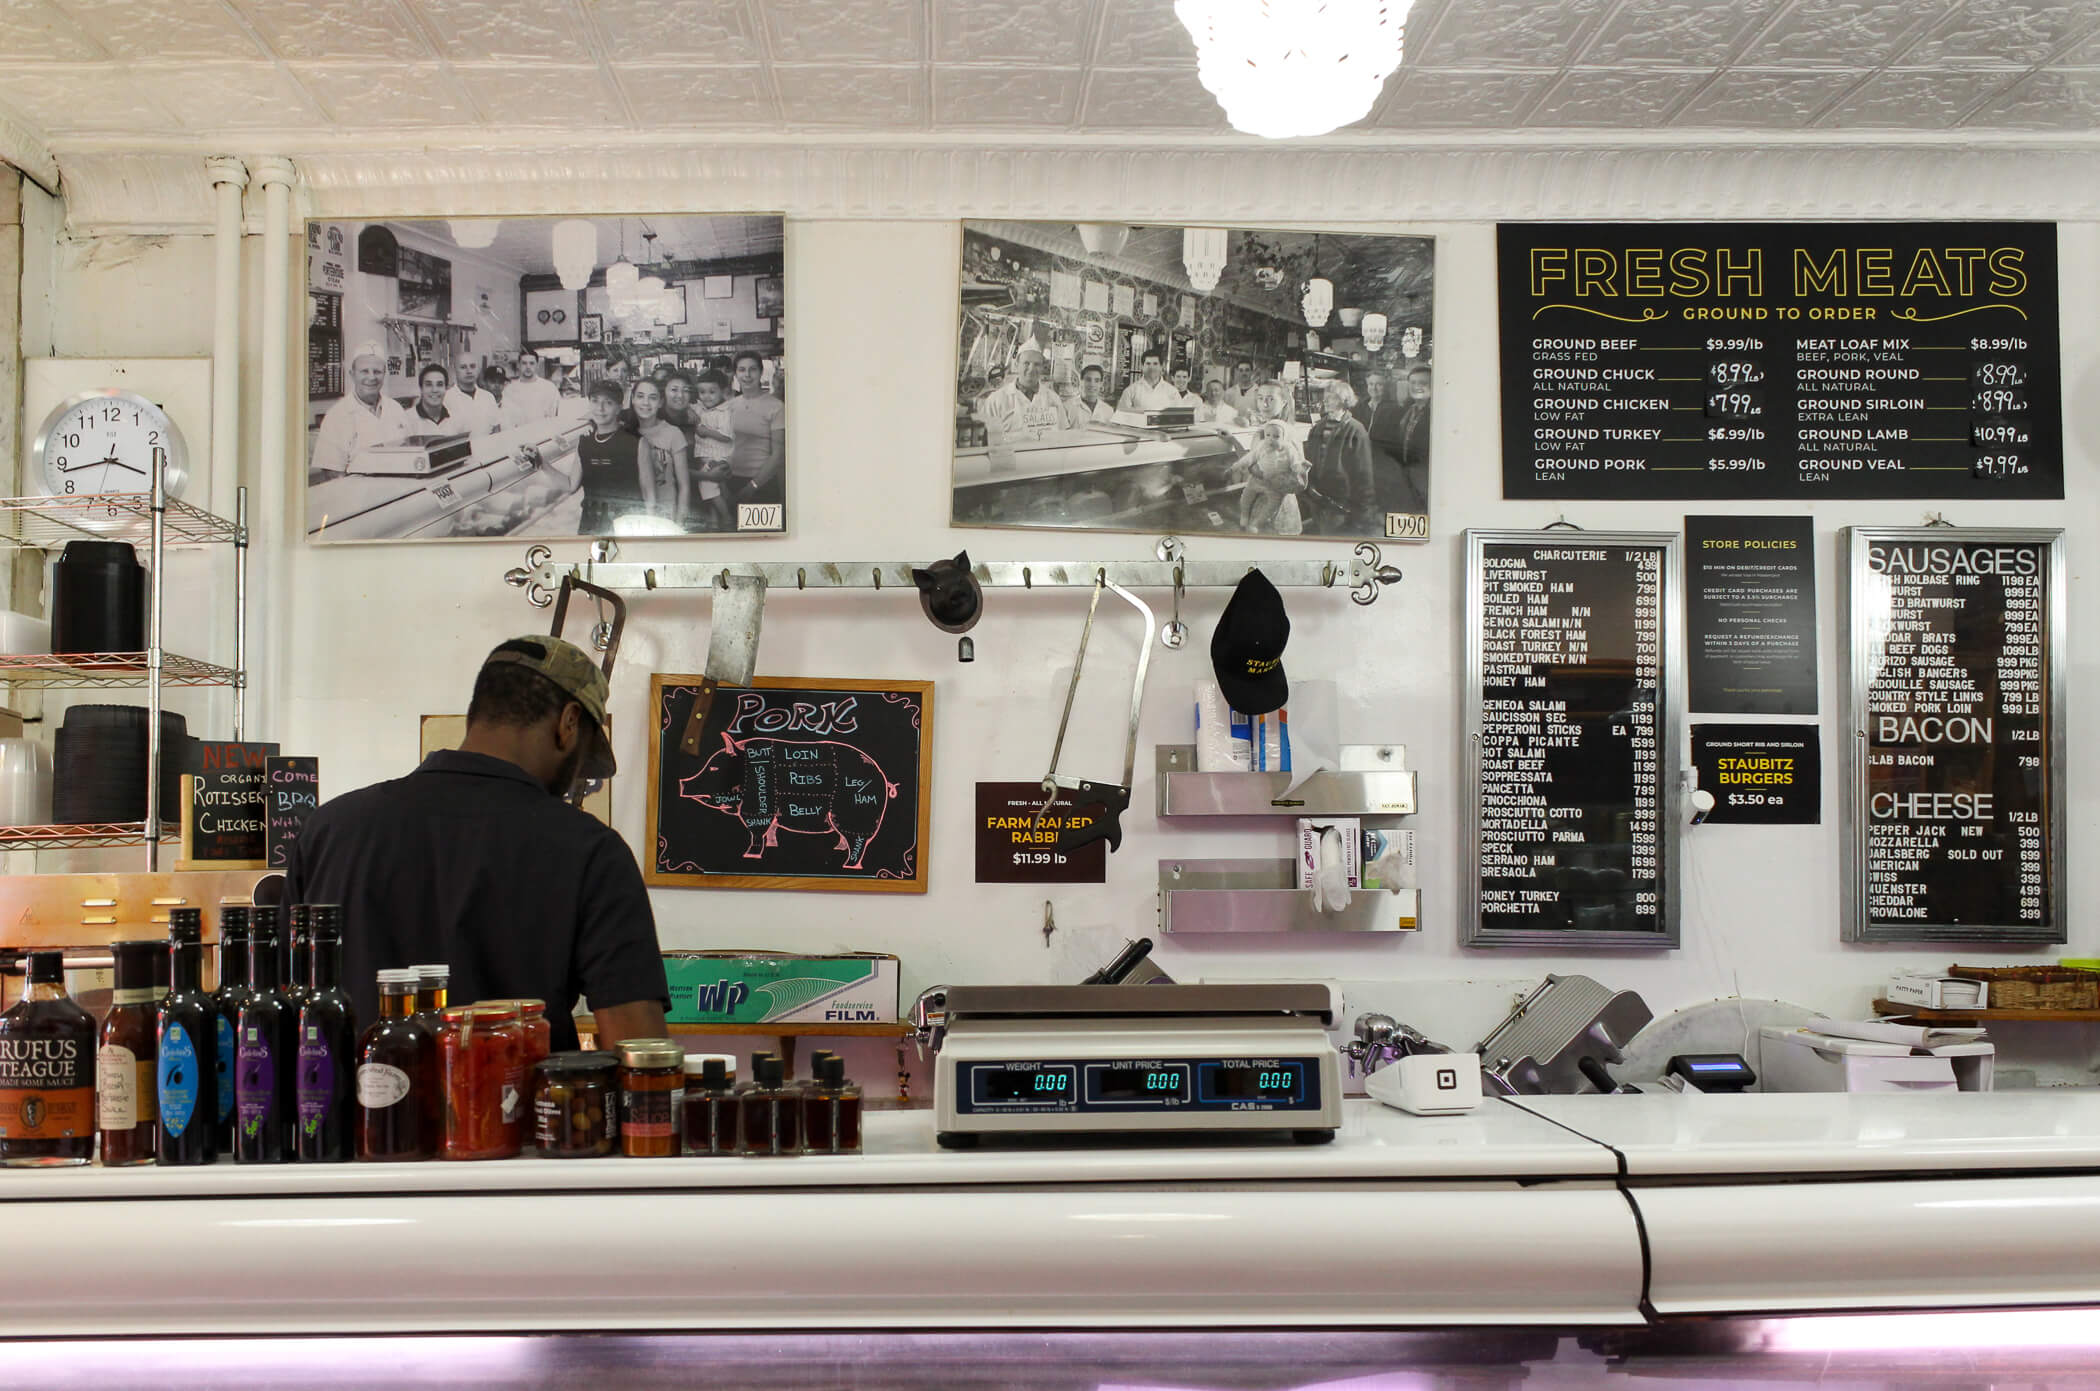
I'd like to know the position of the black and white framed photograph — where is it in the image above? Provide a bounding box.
[951,221,1435,542]
[304,214,787,542]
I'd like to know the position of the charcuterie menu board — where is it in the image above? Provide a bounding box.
[1842,528,2064,943]
[646,676,933,894]
[1463,531,1683,949]
[1498,222,2061,500]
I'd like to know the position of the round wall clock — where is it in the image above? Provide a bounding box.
[32,389,189,500]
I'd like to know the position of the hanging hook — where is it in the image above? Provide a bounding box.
[1543,514,1583,531]
[1924,512,1956,528]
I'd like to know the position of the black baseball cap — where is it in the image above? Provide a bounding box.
[1211,571,1289,715]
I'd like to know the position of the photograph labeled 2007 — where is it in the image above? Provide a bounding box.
[952,220,1435,542]
[303,214,786,543]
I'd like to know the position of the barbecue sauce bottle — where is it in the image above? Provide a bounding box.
[0,949,95,1166]
[97,939,163,1166]
[285,906,314,1013]
[213,906,253,1153]
[294,908,356,1162]
[157,911,219,1165]
[235,910,295,1164]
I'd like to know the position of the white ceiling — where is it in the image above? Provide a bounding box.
[4,0,2100,147]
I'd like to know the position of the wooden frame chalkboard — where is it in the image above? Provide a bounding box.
[1841,526,2065,943]
[1462,530,1685,949]
[646,676,933,894]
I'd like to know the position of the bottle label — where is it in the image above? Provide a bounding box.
[215,1016,237,1124]
[157,1023,200,1139]
[622,1086,676,1139]
[110,987,160,1006]
[357,1063,411,1110]
[295,1032,335,1138]
[236,1028,275,1138]
[97,1044,138,1131]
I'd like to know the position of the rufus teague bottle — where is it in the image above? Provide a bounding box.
[235,909,296,1164]
[213,906,253,1153]
[157,910,219,1165]
[0,949,96,1167]
[295,907,357,1162]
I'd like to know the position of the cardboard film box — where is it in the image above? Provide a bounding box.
[663,951,901,1026]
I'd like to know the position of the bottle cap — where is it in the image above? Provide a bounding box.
[821,1055,847,1086]
[376,969,418,993]
[110,939,161,990]
[753,1053,784,1087]
[413,963,450,982]
[249,905,279,940]
[617,1038,684,1069]
[219,905,251,939]
[167,908,202,943]
[24,950,63,985]
[700,1057,731,1087]
[537,1050,619,1081]
[308,904,343,939]
[287,905,312,936]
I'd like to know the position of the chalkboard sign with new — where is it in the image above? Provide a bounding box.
[178,740,279,867]
[647,676,934,894]
[1842,527,2064,943]
[1498,221,2061,501]
[264,756,319,870]
[1462,531,1684,949]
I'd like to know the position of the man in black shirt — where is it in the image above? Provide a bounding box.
[285,635,668,1050]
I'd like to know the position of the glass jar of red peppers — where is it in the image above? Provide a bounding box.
[437,1005,524,1161]
[617,1039,685,1157]
[481,998,550,1076]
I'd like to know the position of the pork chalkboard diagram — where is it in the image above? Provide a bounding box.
[646,676,934,894]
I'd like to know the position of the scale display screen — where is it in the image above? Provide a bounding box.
[958,1058,1321,1115]
[978,1067,1075,1103]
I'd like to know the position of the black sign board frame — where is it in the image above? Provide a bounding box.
[1841,526,2065,943]
[1497,221,2062,502]
[645,675,934,895]
[1462,530,1685,950]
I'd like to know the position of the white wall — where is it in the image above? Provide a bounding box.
[23,208,2100,1087]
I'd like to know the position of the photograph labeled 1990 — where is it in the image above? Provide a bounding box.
[951,220,1435,543]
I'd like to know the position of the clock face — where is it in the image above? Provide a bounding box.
[34,390,188,501]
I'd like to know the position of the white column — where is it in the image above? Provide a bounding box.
[252,157,295,741]
[204,156,246,738]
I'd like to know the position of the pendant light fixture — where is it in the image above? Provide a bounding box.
[1361,311,1388,351]
[1175,0,1413,140]
[551,219,596,292]
[1075,223,1131,257]
[1182,227,1228,293]
[450,218,499,250]
[604,219,639,304]
[1302,235,1332,329]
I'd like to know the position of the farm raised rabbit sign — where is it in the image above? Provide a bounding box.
[647,676,933,893]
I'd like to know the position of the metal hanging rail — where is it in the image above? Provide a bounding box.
[505,538,1404,610]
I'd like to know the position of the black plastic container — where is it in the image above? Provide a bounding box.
[50,541,144,655]
[52,705,188,824]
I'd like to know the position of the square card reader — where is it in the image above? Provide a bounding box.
[933,984,1342,1148]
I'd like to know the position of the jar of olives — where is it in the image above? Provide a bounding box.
[531,1052,619,1159]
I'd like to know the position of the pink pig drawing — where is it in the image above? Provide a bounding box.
[680,732,898,868]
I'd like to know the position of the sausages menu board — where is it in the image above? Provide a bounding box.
[1463,531,1683,949]
[1843,528,2065,943]
[1498,222,2061,501]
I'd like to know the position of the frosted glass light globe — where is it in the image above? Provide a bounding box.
[1176,0,1412,140]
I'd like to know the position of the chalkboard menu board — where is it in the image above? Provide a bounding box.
[1498,222,2061,501]
[1463,531,1683,949]
[1842,527,2064,943]
[646,676,933,894]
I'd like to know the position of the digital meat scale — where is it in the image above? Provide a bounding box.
[931,985,1341,1148]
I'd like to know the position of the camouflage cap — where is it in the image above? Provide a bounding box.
[482,634,616,780]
